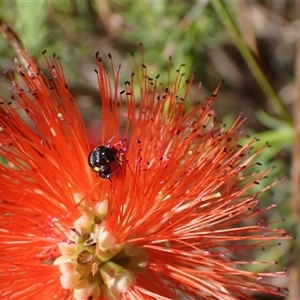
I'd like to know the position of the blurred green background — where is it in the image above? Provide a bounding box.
[0,1,298,298]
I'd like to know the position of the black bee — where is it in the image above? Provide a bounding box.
[88,145,119,179]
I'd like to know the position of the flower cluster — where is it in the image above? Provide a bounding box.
[0,48,290,299]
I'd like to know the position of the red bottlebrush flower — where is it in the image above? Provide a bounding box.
[0,48,291,300]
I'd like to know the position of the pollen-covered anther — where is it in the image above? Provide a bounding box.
[58,242,77,256]
[73,279,101,300]
[100,261,137,297]
[96,227,116,249]
[73,214,94,235]
[95,200,108,217]
[59,262,81,289]
[66,228,82,244]
[95,227,124,261]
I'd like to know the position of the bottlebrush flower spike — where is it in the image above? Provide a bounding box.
[0,47,291,300]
